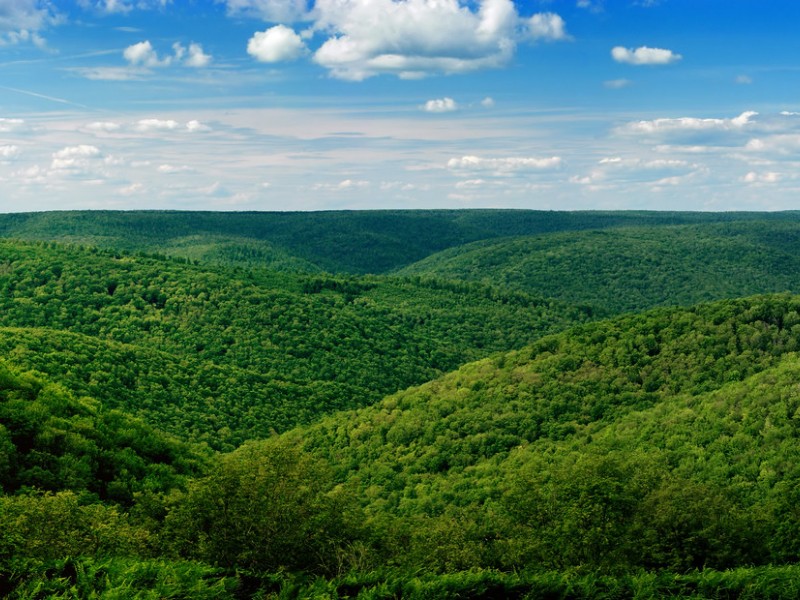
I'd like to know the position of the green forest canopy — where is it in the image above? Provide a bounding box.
[3,210,800,597]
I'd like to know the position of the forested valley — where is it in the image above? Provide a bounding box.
[4,210,800,598]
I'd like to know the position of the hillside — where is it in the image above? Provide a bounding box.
[286,294,800,572]
[399,221,800,314]
[0,240,591,448]
[0,360,205,503]
[2,209,798,274]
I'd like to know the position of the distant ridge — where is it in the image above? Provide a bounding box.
[2,209,799,273]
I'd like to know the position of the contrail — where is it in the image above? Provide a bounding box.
[0,85,92,109]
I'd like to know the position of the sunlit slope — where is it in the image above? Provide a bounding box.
[2,209,796,273]
[399,221,800,314]
[0,241,591,447]
[297,294,800,569]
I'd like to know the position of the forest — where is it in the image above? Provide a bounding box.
[4,209,800,598]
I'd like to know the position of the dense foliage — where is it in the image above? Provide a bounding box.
[0,240,588,448]
[399,221,800,314]
[5,210,800,597]
[2,209,797,273]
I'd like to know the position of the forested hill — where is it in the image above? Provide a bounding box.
[399,220,800,314]
[2,209,799,274]
[289,294,800,573]
[0,240,590,449]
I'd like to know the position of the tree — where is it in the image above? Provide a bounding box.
[165,437,363,575]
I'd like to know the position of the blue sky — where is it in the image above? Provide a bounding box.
[0,0,799,212]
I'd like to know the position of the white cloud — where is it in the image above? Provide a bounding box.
[186,120,211,132]
[52,145,102,160]
[0,145,19,159]
[0,0,58,34]
[185,42,212,67]
[158,164,194,174]
[481,97,495,108]
[0,28,47,47]
[87,121,122,132]
[598,157,692,170]
[174,42,213,67]
[745,134,800,155]
[528,12,569,41]
[620,111,758,136]
[124,40,172,67]
[448,155,562,173]
[735,74,753,85]
[742,171,781,184]
[134,118,180,132]
[311,0,569,80]
[422,97,458,113]
[248,25,307,63]
[50,144,109,173]
[611,45,681,65]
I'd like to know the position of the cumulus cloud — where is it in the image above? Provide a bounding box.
[309,0,569,80]
[528,12,569,41]
[422,97,458,113]
[248,25,308,63]
[448,155,562,173]
[480,97,495,108]
[173,42,212,67]
[611,45,681,65]
[50,144,116,175]
[123,40,212,70]
[124,40,172,67]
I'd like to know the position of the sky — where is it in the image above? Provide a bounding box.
[1,0,800,212]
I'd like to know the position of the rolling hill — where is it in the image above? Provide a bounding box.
[0,239,591,449]
[290,294,800,572]
[399,220,800,314]
[5,211,800,597]
[2,209,799,274]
